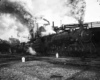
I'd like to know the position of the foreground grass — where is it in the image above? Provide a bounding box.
[0,60,100,80]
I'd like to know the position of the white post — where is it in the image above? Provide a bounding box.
[56,53,59,58]
[22,57,25,62]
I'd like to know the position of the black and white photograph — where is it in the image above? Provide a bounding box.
[0,0,100,80]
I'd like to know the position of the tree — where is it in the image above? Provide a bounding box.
[9,38,20,54]
[9,38,20,46]
[65,0,86,24]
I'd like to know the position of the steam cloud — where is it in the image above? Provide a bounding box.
[0,0,86,42]
[0,0,33,42]
[0,14,30,42]
[27,47,36,55]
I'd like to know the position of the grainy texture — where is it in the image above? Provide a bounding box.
[0,61,81,80]
[0,60,100,80]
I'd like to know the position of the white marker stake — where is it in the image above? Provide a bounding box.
[56,53,59,58]
[22,57,25,62]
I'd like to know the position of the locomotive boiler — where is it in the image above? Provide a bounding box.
[30,22,97,57]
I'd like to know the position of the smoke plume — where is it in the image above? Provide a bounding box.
[0,14,30,42]
[65,0,86,23]
[0,0,33,42]
[0,0,86,41]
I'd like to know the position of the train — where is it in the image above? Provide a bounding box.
[30,22,99,58]
[0,20,99,58]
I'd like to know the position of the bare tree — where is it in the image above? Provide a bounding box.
[65,0,86,25]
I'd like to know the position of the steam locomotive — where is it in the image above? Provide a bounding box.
[30,22,98,57]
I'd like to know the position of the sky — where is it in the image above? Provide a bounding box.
[84,0,100,23]
[12,0,100,25]
[0,0,100,42]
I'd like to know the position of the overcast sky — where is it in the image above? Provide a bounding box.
[84,0,100,22]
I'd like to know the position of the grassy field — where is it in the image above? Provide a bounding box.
[0,58,100,80]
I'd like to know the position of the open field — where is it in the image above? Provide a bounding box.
[1,55,100,80]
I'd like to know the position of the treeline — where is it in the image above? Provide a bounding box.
[0,38,30,55]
